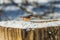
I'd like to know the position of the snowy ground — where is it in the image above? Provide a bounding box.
[0,20,60,29]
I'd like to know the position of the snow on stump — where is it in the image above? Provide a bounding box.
[0,19,60,40]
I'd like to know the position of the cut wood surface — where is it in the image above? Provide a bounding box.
[0,26,60,40]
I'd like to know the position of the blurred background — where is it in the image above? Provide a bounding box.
[0,0,60,21]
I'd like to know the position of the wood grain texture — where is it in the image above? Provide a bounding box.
[0,26,60,40]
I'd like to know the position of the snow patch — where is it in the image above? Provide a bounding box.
[0,20,60,29]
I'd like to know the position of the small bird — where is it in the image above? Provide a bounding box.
[22,15,33,21]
